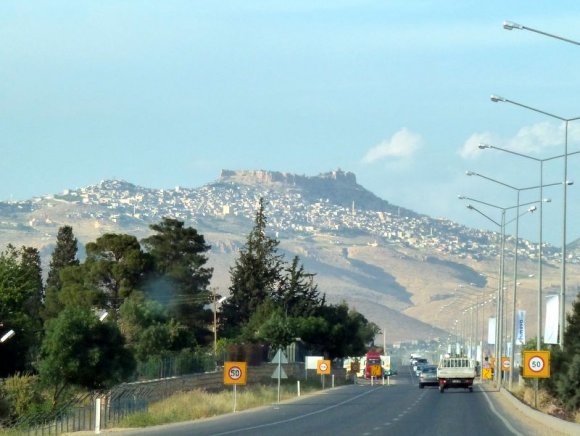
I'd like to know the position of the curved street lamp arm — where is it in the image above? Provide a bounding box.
[519,181,563,191]
[466,171,519,190]
[466,204,501,227]
[490,95,568,121]
[459,195,505,210]
[503,21,580,46]
[479,143,540,162]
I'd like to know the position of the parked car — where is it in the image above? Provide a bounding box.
[419,365,438,388]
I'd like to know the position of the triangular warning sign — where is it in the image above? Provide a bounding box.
[271,349,288,364]
[271,366,288,379]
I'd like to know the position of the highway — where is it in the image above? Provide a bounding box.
[119,367,537,436]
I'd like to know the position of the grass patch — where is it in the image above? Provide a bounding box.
[509,385,575,422]
[119,381,322,428]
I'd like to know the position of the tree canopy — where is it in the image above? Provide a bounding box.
[38,307,135,407]
[141,217,214,346]
[219,198,376,359]
[43,225,79,320]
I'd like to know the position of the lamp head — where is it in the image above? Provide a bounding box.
[490,94,506,103]
[1,329,15,343]
[566,180,574,186]
[458,195,466,199]
[466,204,474,210]
[465,171,475,176]
[503,20,523,30]
[544,198,551,203]
[478,143,492,150]
[528,205,537,213]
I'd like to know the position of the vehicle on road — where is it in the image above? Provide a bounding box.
[418,365,438,388]
[363,351,383,379]
[437,357,476,393]
[413,358,428,375]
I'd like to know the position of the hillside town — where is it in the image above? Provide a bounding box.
[4,171,567,265]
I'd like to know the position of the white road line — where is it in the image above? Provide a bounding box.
[478,386,524,436]
[213,386,383,435]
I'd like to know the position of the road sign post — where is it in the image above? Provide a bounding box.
[224,361,247,412]
[501,356,511,372]
[522,351,550,378]
[317,359,331,389]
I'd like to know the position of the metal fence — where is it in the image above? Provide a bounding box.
[9,362,347,435]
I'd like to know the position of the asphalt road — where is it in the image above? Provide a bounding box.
[118,367,535,436]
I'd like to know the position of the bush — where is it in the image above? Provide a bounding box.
[0,373,50,425]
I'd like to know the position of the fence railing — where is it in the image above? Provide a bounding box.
[13,363,347,435]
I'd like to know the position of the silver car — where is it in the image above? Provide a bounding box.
[419,365,438,388]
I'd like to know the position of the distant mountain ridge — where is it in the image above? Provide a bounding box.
[219,169,419,218]
[1,169,579,342]
[0,169,566,264]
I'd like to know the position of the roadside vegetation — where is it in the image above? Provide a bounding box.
[511,293,580,423]
[0,199,377,431]
[118,381,323,428]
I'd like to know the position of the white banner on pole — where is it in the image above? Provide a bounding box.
[487,317,496,345]
[516,310,526,345]
[544,295,559,345]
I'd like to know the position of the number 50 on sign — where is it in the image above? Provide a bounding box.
[522,351,550,378]
[224,362,247,385]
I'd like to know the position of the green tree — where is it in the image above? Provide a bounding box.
[237,300,293,347]
[84,233,151,318]
[38,307,135,408]
[141,218,213,346]
[220,199,285,335]
[119,295,188,362]
[297,303,378,358]
[553,293,580,410]
[0,245,44,376]
[43,226,79,320]
[274,256,325,317]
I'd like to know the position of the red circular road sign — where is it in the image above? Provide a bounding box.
[528,356,545,373]
[228,366,243,380]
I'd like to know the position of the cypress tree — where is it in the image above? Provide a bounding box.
[46,226,79,290]
[43,226,79,320]
[141,217,213,346]
[274,256,325,317]
[220,198,285,336]
[554,293,580,410]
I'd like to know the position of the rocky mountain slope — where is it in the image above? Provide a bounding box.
[1,169,579,343]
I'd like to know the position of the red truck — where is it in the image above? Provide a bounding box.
[363,351,384,379]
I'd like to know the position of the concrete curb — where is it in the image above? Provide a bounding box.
[499,388,580,435]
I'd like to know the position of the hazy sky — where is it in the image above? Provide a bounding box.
[2,1,580,246]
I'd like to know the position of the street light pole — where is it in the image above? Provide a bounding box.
[461,196,544,389]
[490,95,580,349]
[465,171,559,389]
[479,145,580,351]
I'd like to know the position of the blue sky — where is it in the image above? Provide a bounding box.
[2,1,580,246]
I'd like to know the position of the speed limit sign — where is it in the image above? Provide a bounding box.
[224,361,247,385]
[317,359,331,375]
[522,351,550,378]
